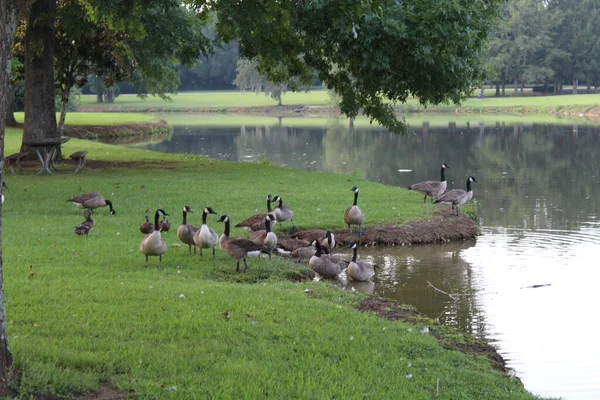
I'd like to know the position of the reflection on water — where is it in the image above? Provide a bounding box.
[140,117,600,399]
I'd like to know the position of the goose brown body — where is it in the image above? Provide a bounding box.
[68,192,116,215]
[344,187,365,233]
[177,206,199,254]
[193,207,219,259]
[309,241,347,279]
[248,215,278,259]
[408,163,449,202]
[346,243,375,282]
[140,215,154,234]
[434,176,478,215]
[159,216,171,232]
[219,215,270,272]
[272,195,296,231]
[140,209,169,266]
[235,195,277,232]
[74,209,94,237]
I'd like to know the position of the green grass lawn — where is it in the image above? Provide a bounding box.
[1,125,545,399]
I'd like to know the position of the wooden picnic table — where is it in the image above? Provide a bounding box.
[6,137,87,176]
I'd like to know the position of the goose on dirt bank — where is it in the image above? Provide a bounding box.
[194,207,219,260]
[309,240,347,279]
[408,163,449,202]
[235,194,277,232]
[291,229,336,252]
[344,186,365,234]
[68,192,116,215]
[434,176,478,215]
[140,209,169,266]
[218,215,270,272]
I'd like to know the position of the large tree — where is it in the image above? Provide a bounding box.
[0,0,37,394]
[22,0,58,153]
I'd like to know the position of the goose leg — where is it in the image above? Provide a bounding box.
[145,255,149,267]
[212,247,216,259]
[243,257,249,271]
[188,245,192,255]
[159,254,163,263]
[199,248,203,260]
[423,195,427,203]
[236,260,241,272]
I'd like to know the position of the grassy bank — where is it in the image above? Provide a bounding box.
[77,90,600,118]
[1,125,543,399]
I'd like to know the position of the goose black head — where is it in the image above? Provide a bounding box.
[345,242,358,249]
[217,215,229,223]
[442,163,449,169]
[183,205,193,213]
[205,207,217,215]
[469,176,478,183]
[350,186,359,193]
[156,209,169,217]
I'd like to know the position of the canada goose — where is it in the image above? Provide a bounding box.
[193,207,219,260]
[408,163,449,202]
[177,206,200,254]
[272,195,296,232]
[345,242,375,282]
[140,215,154,234]
[1,181,6,204]
[74,209,94,237]
[344,186,365,234]
[140,209,169,266]
[218,215,270,272]
[434,176,478,215]
[248,214,278,259]
[290,229,336,251]
[67,192,116,215]
[235,194,277,232]
[159,215,171,232]
[309,240,348,279]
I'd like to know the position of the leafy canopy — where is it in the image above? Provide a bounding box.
[203,0,503,132]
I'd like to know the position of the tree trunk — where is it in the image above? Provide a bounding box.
[519,81,524,95]
[586,81,591,94]
[96,92,103,103]
[21,0,58,154]
[513,78,518,95]
[501,81,505,96]
[495,82,500,97]
[572,78,578,95]
[1,0,36,394]
[4,85,17,127]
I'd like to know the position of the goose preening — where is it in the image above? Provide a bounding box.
[218,215,270,272]
[140,209,169,266]
[248,214,278,259]
[344,186,365,234]
[309,240,348,279]
[67,192,116,215]
[159,215,171,232]
[290,229,336,251]
[193,207,219,260]
[345,242,375,282]
[74,209,94,237]
[434,176,478,215]
[139,215,154,234]
[272,195,296,232]
[177,206,200,254]
[408,163,449,202]
[235,194,277,232]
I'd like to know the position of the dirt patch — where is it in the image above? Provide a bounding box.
[29,383,134,400]
[332,209,479,246]
[357,297,510,374]
[63,120,172,144]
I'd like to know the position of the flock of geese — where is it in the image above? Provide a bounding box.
[67,165,476,282]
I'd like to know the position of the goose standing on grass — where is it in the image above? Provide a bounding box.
[235,194,277,232]
[74,209,94,237]
[67,192,116,215]
[434,176,478,215]
[218,215,270,272]
[1,181,6,204]
[309,240,348,279]
[272,195,296,232]
[159,215,171,232]
[248,214,278,259]
[408,163,449,203]
[140,209,169,266]
[344,186,365,234]
[177,206,200,254]
[194,207,219,260]
[345,242,375,282]
[139,215,154,234]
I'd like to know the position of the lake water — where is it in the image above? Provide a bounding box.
[140,117,600,400]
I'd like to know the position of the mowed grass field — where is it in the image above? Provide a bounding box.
[0,122,547,399]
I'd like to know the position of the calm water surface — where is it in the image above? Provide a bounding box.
[141,117,600,399]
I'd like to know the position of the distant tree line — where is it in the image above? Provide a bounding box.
[486,0,600,95]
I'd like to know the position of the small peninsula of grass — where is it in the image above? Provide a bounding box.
[1,117,545,399]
